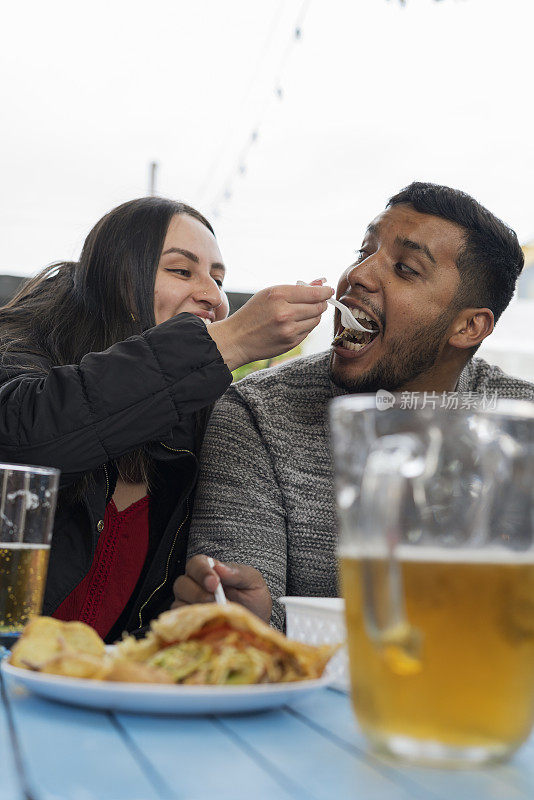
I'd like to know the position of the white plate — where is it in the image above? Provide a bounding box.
[0,659,330,715]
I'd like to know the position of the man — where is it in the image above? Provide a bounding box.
[173,182,534,629]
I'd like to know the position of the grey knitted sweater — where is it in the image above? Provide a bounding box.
[188,353,534,629]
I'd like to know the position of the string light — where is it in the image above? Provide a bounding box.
[208,0,450,218]
[194,0,286,206]
[208,0,312,219]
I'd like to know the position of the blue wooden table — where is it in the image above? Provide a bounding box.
[2,668,534,800]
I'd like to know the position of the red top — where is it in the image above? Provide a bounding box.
[53,495,150,639]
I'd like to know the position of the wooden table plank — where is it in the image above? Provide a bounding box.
[219,693,420,800]
[4,674,534,800]
[115,711,297,800]
[497,737,534,799]
[0,673,24,800]
[4,682,163,800]
[293,689,534,800]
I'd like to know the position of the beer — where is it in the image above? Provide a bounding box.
[340,547,534,758]
[0,542,50,634]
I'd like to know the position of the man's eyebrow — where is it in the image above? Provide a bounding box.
[394,236,436,265]
[162,247,226,273]
[363,222,379,239]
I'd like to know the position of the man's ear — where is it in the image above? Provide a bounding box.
[448,308,494,350]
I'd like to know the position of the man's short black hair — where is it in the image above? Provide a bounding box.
[388,182,524,322]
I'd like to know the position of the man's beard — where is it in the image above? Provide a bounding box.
[328,311,453,394]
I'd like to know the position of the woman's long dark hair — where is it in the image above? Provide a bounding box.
[0,197,214,366]
[0,197,216,490]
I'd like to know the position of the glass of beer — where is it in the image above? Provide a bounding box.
[0,463,59,647]
[330,397,534,767]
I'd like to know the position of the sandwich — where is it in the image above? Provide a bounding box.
[112,602,337,684]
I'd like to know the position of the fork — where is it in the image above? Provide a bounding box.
[296,281,373,333]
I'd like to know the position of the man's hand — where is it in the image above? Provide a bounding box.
[172,555,272,623]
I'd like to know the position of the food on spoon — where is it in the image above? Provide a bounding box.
[8,603,338,685]
[332,308,380,352]
[296,280,372,333]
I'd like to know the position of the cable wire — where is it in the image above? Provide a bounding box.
[206,0,313,217]
[194,0,286,205]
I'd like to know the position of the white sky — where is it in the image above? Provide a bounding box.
[1,0,533,299]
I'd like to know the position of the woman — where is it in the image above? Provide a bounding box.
[0,197,332,642]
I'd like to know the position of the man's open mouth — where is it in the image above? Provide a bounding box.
[332,308,380,351]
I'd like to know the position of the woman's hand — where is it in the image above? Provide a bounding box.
[206,281,334,371]
[172,555,272,623]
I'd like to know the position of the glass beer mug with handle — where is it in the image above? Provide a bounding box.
[0,463,60,648]
[330,396,534,767]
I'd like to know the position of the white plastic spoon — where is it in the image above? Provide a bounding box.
[207,556,228,605]
[296,281,373,333]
